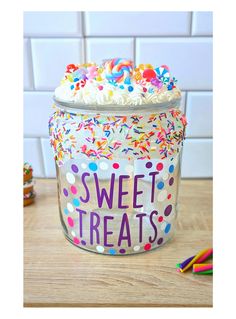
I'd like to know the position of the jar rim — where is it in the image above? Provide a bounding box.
[53,95,181,113]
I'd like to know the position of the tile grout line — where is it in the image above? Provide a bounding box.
[184,91,188,114]
[81,11,86,62]
[38,138,46,178]
[27,37,35,91]
[133,37,136,64]
[23,35,213,39]
[189,11,193,36]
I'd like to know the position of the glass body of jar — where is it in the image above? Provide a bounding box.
[49,98,186,255]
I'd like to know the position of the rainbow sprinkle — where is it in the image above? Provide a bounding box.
[49,107,187,166]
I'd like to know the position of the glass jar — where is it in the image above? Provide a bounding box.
[49,98,186,255]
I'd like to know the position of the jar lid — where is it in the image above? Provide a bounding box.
[54,58,181,108]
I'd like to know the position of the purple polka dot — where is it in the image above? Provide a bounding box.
[63,188,68,197]
[157,237,163,245]
[164,205,172,216]
[119,248,126,254]
[71,164,79,173]
[81,240,86,245]
[146,162,153,169]
[169,177,174,186]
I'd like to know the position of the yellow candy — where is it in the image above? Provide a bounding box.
[134,71,142,81]
[67,74,74,82]
[138,64,145,70]
[108,90,113,97]
[145,63,154,69]
[96,75,103,81]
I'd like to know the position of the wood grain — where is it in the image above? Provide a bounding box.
[24,179,213,307]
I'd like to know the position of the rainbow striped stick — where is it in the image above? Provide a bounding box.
[193,263,213,273]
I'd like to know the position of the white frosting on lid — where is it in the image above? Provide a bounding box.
[54,59,181,106]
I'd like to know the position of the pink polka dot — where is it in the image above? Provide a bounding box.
[156,163,163,171]
[113,163,119,169]
[73,237,80,245]
[158,216,164,222]
[67,217,74,227]
[70,185,77,195]
[144,243,152,251]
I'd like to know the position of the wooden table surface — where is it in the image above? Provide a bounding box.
[24,179,213,307]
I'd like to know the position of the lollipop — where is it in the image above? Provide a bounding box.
[155,65,170,83]
[104,58,133,83]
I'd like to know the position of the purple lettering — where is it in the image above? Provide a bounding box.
[79,172,90,203]
[118,175,130,209]
[76,208,87,237]
[90,211,100,245]
[149,210,158,243]
[133,174,144,208]
[136,213,147,243]
[94,173,115,209]
[118,213,131,247]
[104,216,114,247]
[149,171,159,203]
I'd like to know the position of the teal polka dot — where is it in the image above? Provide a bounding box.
[165,223,171,234]
[72,198,80,207]
[157,181,164,190]
[108,248,116,255]
[64,208,69,215]
[169,165,174,173]
[89,162,98,171]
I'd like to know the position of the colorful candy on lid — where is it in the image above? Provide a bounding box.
[55,58,181,106]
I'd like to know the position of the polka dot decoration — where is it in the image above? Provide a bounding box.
[157,181,164,190]
[156,162,163,171]
[165,223,171,234]
[63,188,68,197]
[67,217,74,227]
[164,205,172,216]
[109,248,116,255]
[146,162,153,169]
[169,177,174,186]
[96,245,105,253]
[81,163,87,169]
[89,162,98,171]
[72,198,80,207]
[67,202,74,213]
[66,172,75,184]
[70,185,77,195]
[157,190,167,202]
[99,161,109,170]
[73,237,80,245]
[113,163,119,169]
[71,164,79,173]
[169,164,174,173]
[144,243,151,251]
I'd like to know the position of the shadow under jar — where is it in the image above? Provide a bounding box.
[49,98,187,255]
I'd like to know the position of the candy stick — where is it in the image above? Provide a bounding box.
[197,248,213,263]
[179,248,210,273]
[193,263,213,273]
[193,269,213,275]
[178,255,195,270]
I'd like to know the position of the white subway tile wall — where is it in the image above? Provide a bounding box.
[23,11,213,178]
